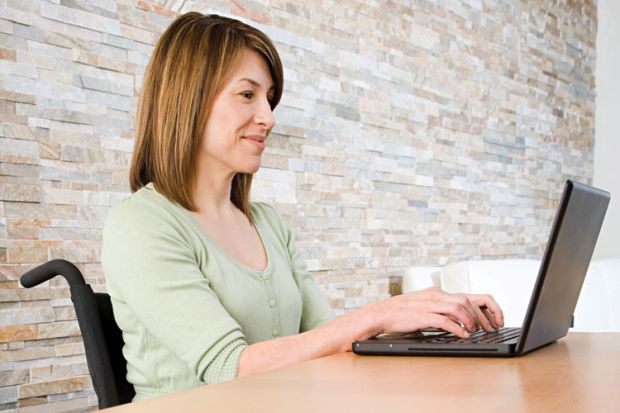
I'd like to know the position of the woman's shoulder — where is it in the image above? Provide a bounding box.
[250,201,277,218]
[105,184,183,232]
[251,202,285,226]
[251,202,290,239]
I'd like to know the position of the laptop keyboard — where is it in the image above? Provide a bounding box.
[421,327,521,344]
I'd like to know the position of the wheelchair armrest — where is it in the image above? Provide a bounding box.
[20,259,86,288]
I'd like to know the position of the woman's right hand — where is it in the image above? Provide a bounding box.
[366,287,504,338]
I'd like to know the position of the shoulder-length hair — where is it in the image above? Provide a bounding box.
[129,12,283,222]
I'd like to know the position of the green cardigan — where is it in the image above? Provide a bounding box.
[101,183,335,401]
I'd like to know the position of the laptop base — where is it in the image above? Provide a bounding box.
[353,333,518,357]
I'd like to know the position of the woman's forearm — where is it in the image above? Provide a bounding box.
[237,301,384,378]
[237,287,505,379]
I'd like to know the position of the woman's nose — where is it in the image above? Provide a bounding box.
[254,98,275,129]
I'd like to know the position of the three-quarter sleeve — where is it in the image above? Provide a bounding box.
[101,198,248,386]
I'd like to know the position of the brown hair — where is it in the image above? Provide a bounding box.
[130,12,283,221]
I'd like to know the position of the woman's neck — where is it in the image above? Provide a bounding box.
[192,165,237,219]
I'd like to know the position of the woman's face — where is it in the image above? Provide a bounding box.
[200,49,276,178]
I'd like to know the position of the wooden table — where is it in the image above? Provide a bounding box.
[103,333,620,412]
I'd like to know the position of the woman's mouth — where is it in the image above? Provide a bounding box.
[242,135,266,150]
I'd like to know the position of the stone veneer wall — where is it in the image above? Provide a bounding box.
[0,0,596,411]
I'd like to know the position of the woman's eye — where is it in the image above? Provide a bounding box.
[241,91,254,99]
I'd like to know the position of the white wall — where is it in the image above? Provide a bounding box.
[593,0,620,258]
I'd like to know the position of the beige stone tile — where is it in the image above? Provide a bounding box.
[36,321,80,340]
[18,376,91,398]
[0,345,54,362]
[0,325,37,344]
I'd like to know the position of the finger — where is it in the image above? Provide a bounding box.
[471,295,504,327]
[482,307,500,329]
[427,313,470,338]
[432,292,473,327]
[447,295,481,332]
[473,305,495,332]
[431,300,477,333]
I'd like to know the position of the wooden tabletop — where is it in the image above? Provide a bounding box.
[103,333,620,413]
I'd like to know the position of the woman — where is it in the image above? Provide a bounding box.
[102,12,503,401]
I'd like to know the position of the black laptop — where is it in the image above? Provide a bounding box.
[353,180,610,357]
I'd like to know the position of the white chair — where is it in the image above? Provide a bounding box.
[402,266,441,293]
[573,258,620,331]
[439,260,539,328]
[433,259,620,332]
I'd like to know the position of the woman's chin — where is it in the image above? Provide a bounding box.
[240,162,262,175]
